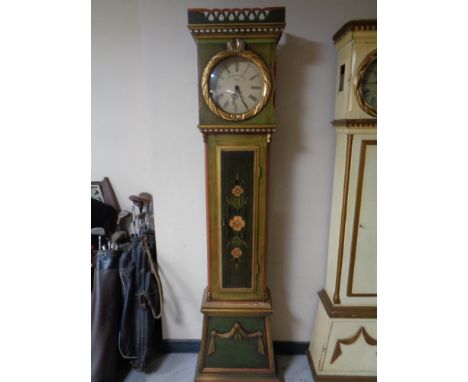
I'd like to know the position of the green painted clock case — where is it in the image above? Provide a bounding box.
[188,8,285,381]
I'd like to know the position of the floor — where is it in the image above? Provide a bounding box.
[121,353,314,382]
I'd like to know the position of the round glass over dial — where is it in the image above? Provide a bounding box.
[359,58,377,111]
[209,56,265,115]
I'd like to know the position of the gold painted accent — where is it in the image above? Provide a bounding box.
[199,127,276,136]
[207,322,265,356]
[198,315,276,376]
[188,22,285,42]
[333,135,353,304]
[318,289,376,319]
[199,124,276,129]
[188,22,285,31]
[201,42,272,121]
[330,327,377,364]
[216,146,259,293]
[354,50,377,118]
[332,119,376,128]
[347,140,377,297]
[332,20,377,44]
[227,38,245,52]
[190,34,283,43]
[200,288,274,315]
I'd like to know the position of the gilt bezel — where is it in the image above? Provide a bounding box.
[201,47,272,122]
[354,49,377,118]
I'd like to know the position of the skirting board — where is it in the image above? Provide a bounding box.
[161,340,309,355]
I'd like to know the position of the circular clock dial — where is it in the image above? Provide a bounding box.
[359,58,377,111]
[209,57,265,115]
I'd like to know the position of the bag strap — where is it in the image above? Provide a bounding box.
[143,236,163,320]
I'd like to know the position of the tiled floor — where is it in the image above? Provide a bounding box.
[121,353,314,382]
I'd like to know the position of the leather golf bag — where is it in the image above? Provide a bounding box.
[118,230,163,371]
[91,249,122,382]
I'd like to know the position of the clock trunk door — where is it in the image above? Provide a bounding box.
[207,134,268,301]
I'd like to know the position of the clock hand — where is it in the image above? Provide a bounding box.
[235,85,249,111]
[231,93,239,113]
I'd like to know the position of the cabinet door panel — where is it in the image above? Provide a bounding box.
[220,149,257,290]
[207,135,268,300]
[352,143,377,294]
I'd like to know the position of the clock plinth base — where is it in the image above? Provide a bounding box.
[308,291,377,380]
[194,289,279,382]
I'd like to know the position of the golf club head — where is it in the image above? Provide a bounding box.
[129,195,144,213]
[140,193,155,232]
[91,227,105,236]
[111,230,127,244]
[117,210,131,225]
[138,192,152,204]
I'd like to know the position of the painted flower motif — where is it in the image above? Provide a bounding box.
[232,185,244,197]
[229,216,246,232]
[231,247,243,259]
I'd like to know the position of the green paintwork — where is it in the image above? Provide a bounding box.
[204,317,269,369]
[187,8,286,25]
[207,135,268,301]
[221,150,254,289]
[189,8,284,380]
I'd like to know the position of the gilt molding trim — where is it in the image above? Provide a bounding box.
[332,20,377,44]
[354,50,377,118]
[207,322,265,356]
[332,119,377,128]
[201,42,272,122]
[333,134,353,304]
[319,289,377,319]
[199,125,276,136]
[200,287,273,315]
[330,327,377,364]
[187,7,285,41]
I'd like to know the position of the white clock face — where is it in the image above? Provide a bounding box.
[360,58,377,110]
[209,57,265,115]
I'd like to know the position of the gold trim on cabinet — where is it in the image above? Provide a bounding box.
[188,22,285,31]
[207,322,265,356]
[347,140,377,298]
[216,146,259,293]
[354,50,377,118]
[188,22,285,42]
[198,124,276,135]
[332,20,377,44]
[199,317,275,375]
[333,135,353,304]
[201,40,272,122]
[330,327,377,364]
[319,289,376,319]
[200,288,274,315]
[332,119,376,128]
[199,124,276,129]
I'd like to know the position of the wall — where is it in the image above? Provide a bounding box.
[92,0,376,341]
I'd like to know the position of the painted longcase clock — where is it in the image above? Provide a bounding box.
[188,7,285,382]
[307,20,377,382]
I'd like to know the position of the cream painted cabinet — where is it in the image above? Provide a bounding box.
[308,20,377,381]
